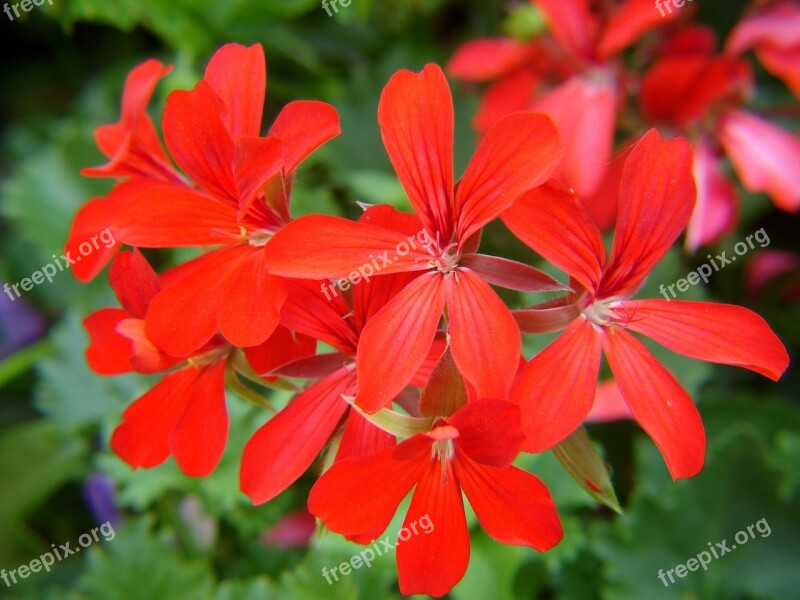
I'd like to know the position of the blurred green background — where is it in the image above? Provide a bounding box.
[1,1,798,598]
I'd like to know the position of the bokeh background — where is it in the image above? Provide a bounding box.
[1,1,798,599]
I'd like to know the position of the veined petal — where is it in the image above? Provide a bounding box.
[162,81,237,202]
[117,185,240,247]
[307,442,426,537]
[601,328,705,480]
[233,136,284,218]
[108,250,161,319]
[378,64,455,240]
[169,361,228,476]
[456,112,562,242]
[510,317,601,452]
[335,410,396,462]
[356,272,446,413]
[503,183,606,293]
[624,300,789,381]
[243,325,317,377]
[455,456,562,550]
[447,399,525,467]
[397,460,469,598]
[268,100,341,174]
[600,130,696,299]
[204,43,266,138]
[457,254,567,293]
[240,367,355,505]
[445,269,521,398]
[266,215,429,280]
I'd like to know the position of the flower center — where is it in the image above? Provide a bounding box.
[427,242,461,274]
[581,295,627,328]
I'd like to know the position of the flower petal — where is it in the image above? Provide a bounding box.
[598,0,681,58]
[108,250,161,319]
[510,317,601,452]
[446,38,533,82]
[335,410,396,462]
[268,100,341,174]
[169,361,228,476]
[378,64,455,240]
[601,328,705,480]
[503,183,606,293]
[84,309,134,375]
[456,112,562,242]
[455,456,562,550]
[447,399,525,466]
[241,367,355,504]
[397,460,469,598]
[536,0,597,61]
[624,300,789,381]
[600,129,696,299]
[356,272,446,413]
[203,43,266,138]
[445,269,521,398]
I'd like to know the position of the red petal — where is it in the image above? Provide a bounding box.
[244,325,317,376]
[474,69,539,134]
[624,300,789,381]
[446,38,533,82]
[335,410,396,462]
[532,74,617,197]
[510,318,601,452]
[233,136,284,218]
[455,456,562,550]
[217,249,286,347]
[162,81,237,201]
[586,379,632,423]
[117,185,240,247]
[110,367,195,469]
[66,197,121,283]
[116,318,181,374]
[601,328,705,480]
[397,460,470,598]
[717,109,800,212]
[503,183,606,293]
[169,361,228,476]
[280,279,359,355]
[145,246,252,357]
[84,309,134,375]
[456,112,562,242]
[307,443,425,537]
[203,43,265,138]
[447,399,525,467]
[756,44,800,99]
[240,367,355,504]
[268,101,341,174]
[598,0,681,58]
[356,272,446,413]
[600,130,695,298]
[378,64,455,240]
[726,1,800,55]
[266,214,429,279]
[536,0,598,61]
[445,269,520,398]
[108,250,161,318]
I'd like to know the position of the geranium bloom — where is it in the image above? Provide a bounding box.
[308,399,563,597]
[266,63,565,413]
[640,27,800,248]
[449,0,681,205]
[503,129,790,479]
[241,208,443,506]
[110,43,340,356]
[86,250,314,476]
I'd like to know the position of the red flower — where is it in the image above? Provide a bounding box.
[111,43,340,356]
[308,399,563,597]
[241,207,443,505]
[503,129,789,478]
[266,64,564,412]
[85,250,314,476]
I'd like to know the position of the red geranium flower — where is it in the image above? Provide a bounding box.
[266,64,565,413]
[503,129,789,478]
[308,399,563,597]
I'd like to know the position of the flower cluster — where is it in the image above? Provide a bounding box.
[69,28,790,598]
